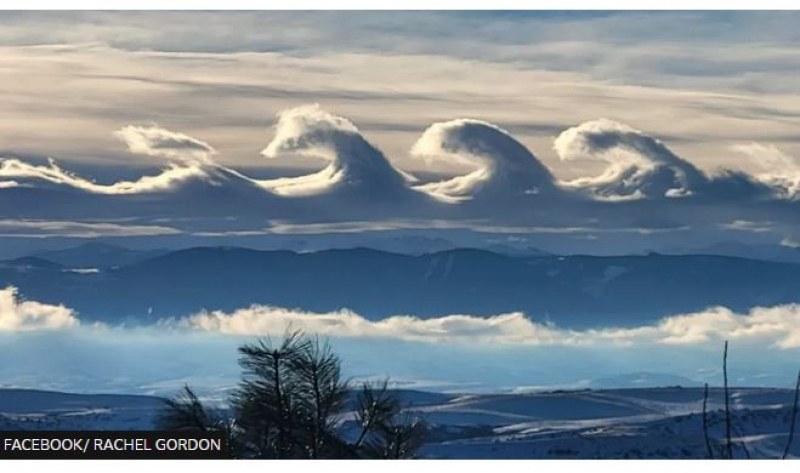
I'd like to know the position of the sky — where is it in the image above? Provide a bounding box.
[3,11,800,392]
[1,11,800,175]
[1,12,800,255]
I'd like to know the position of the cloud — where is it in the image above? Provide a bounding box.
[177,301,800,349]
[781,237,800,249]
[0,106,795,244]
[0,286,80,331]
[0,157,209,194]
[114,125,217,165]
[259,104,415,197]
[731,142,800,200]
[191,219,690,238]
[0,219,181,238]
[720,219,774,233]
[411,119,557,202]
[0,125,260,196]
[554,119,710,200]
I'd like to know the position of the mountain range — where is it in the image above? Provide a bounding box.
[3,245,800,328]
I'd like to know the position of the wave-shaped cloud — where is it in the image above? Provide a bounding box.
[0,286,80,331]
[114,125,217,165]
[732,142,800,200]
[259,104,414,197]
[0,157,209,194]
[554,119,710,200]
[0,125,276,197]
[0,124,223,194]
[179,302,800,349]
[411,119,557,202]
[0,107,797,240]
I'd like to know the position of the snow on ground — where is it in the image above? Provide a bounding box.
[0,389,164,430]
[1,386,798,459]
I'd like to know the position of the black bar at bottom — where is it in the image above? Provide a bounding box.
[0,431,228,459]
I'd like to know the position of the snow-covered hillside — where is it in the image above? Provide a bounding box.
[1,387,797,459]
[0,389,164,430]
[414,387,800,459]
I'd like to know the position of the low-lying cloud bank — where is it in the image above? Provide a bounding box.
[5,285,800,349]
[179,301,800,349]
[0,286,80,331]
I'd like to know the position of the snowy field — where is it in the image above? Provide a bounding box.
[1,386,798,459]
[0,389,164,431]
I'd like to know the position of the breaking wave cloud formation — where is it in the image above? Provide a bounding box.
[258,104,414,197]
[411,119,556,201]
[0,157,209,195]
[1,103,798,204]
[554,119,709,200]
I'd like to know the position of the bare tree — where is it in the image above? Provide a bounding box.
[353,379,400,448]
[352,380,427,459]
[723,340,733,459]
[156,385,239,457]
[702,383,713,459]
[289,335,349,458]
[157,330,428,459]
[365,412,427,459]
[158,385,215,432]
[783,369,800,459]
[232,329,308,458]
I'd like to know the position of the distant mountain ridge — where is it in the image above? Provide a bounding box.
[3,246,800,328]
[32,242,168,268]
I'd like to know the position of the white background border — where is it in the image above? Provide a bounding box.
[2,2,798,471]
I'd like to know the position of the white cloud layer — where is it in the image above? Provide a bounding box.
[179,302,800,349]
[0,286,80,331]
[0,219,180,238]
[4,284,800,349]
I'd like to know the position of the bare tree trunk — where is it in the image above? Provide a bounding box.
[272,353,290,458]
[732,423,750,459]
[724,340,733,460]
[782,369,800,459]
[703,383,714,459]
